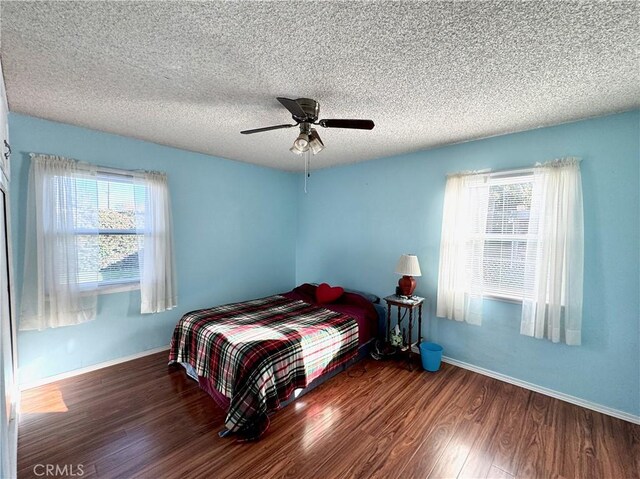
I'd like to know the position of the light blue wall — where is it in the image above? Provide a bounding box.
[10,111,640,417]
[296,111,640,417]
[9,114,298,384]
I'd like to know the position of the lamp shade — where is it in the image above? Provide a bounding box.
[395,254,422,277]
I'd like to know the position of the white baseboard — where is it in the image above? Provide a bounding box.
[19,345,170,391]
[441,356,640,425]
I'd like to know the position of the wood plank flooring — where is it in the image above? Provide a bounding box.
[18,352,639,479]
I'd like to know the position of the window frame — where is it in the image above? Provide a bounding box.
[74,169,145,295]
[481,169,535,303]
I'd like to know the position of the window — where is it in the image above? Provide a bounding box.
[436,170,534,324]
[22,154,176,330]
[437,159,583,344]
[73,171,146,291]
[482,173,534,299]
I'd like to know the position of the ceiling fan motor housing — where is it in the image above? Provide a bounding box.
[294,98,320,122]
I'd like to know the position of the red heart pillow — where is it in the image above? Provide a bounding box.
[316,283,344,304]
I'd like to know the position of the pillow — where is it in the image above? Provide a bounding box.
[309,283,380,304]
[342,288,380,304]
[316,283,344,304]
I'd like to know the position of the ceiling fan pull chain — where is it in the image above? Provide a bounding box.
[304,150,310,194]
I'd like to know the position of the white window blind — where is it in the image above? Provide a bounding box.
[70,172,146,288]
[482,173,535,299]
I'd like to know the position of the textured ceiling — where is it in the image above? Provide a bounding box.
[1,1,638,171]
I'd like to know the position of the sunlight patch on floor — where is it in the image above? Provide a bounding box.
[21,386,68,414]
[302,406,340,451]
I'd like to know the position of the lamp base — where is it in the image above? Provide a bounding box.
[398,275,416,296]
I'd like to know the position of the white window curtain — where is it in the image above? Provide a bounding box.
[20,154,99,330]
[135,171,177,314]
[436,173,489,325]
[520,158,584,345]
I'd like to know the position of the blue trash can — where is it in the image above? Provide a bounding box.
[420,342,443,372]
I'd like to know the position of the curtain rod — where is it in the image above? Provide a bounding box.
[30,153,150,179]
[447,157,581,178]
[488,167,534,178]
[446,166,532,178]
[95,165,147,179]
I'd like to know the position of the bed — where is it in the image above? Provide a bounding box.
[168,283,383,440]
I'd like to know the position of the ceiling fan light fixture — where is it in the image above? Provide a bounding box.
[289,144,305,155]
[308,129,325,155]
[290,132,310,154]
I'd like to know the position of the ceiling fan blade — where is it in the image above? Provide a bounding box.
[277,97,307,119]
[318,119,375,130]
[241,124,297,135]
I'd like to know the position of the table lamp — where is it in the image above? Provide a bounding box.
[395,254,422,296]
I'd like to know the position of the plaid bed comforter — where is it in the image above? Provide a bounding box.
[168,295,359,437]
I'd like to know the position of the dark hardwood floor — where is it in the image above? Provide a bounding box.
[18,352,639,479]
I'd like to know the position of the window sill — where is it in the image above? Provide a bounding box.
[483,293,523,305]
[98,282,140,295]
[78,282,140,296]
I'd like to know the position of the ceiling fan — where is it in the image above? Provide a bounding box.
[241,97,375,155]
